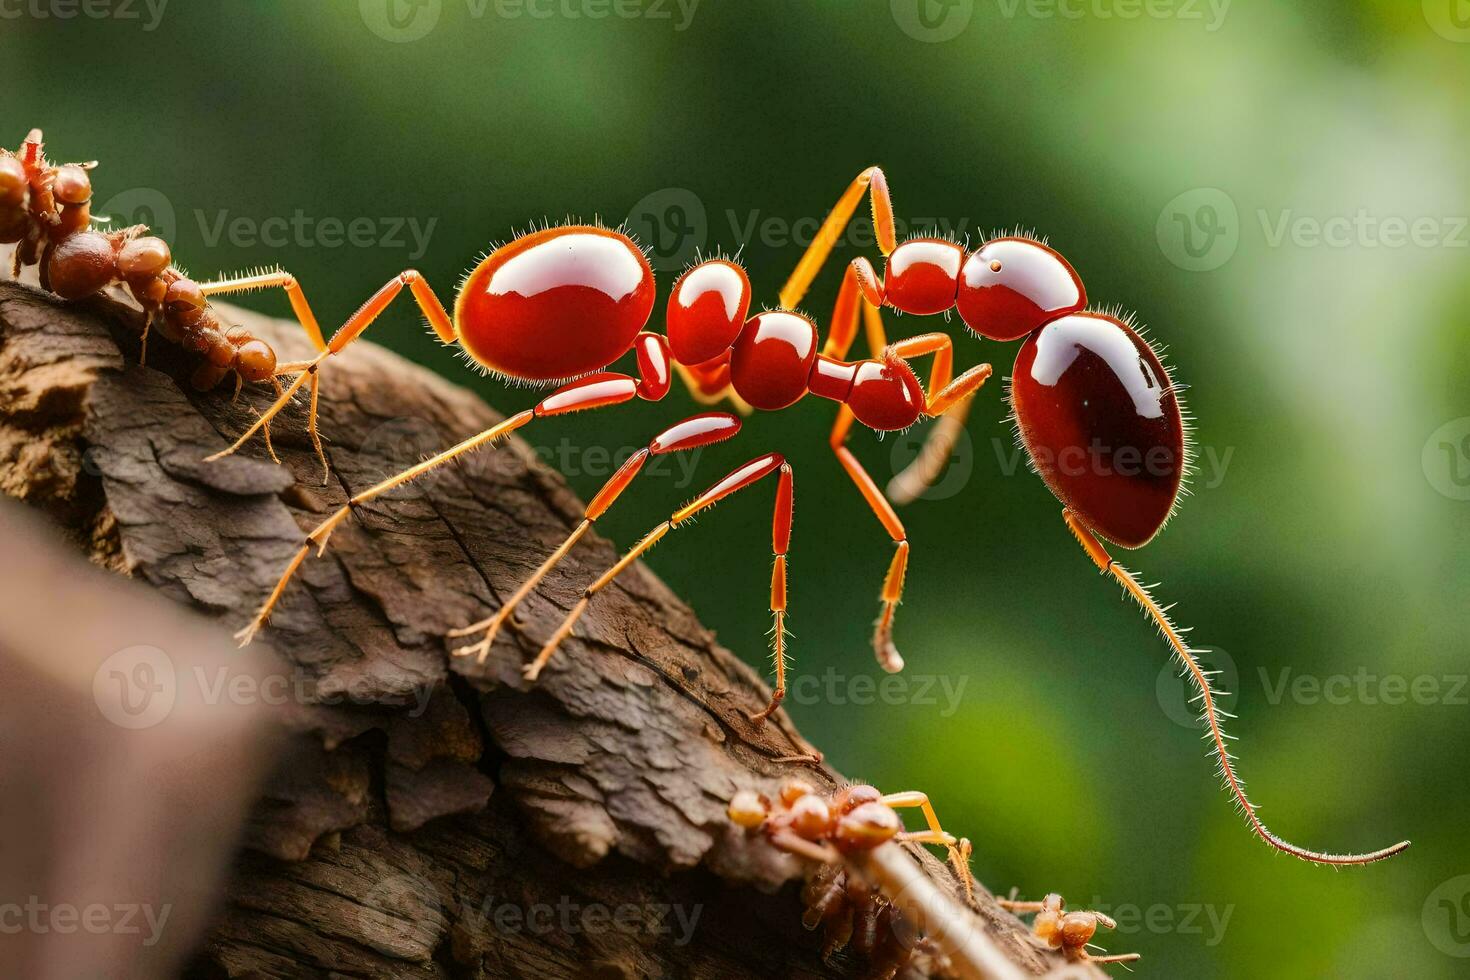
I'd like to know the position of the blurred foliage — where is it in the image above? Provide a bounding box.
[5,2,1468,975]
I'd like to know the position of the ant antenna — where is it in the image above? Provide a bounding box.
[1093,540,1411,866]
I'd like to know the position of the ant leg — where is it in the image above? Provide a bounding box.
[880,791,975,903]
[523,453,790,684]
[234,410,536,646]
[202,270,455,475]
[447,411,742,664]
[237,374,653,646]
[1062,508,1411,866]
[197,269,331,352]
[882,332,993,506]
[750,461,794,723]
[830,404,908,674]
[780,166,896,310]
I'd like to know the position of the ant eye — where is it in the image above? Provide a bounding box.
[956,237,1085,341]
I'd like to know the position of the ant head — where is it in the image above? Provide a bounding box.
[832,800,902,853]
[956,236,1085,342]
[727,789,771,829]
[833,783,884,814]
[846,355,924,432]
[1059,911,1101,950]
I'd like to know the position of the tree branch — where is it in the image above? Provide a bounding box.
[0,278,1100,978]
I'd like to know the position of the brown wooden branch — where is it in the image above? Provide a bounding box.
[0,278,1103,979]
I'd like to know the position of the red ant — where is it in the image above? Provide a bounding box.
[728,779,975,901]
[26,140,1400,868]
[2,128,361,481]
[729,779,972,977]
[997,893,1140,968]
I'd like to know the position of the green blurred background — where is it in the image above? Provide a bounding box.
[6,1,1469,975]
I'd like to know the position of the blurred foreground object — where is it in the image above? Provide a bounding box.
[0,277,1093,978]
[0,499,279,980]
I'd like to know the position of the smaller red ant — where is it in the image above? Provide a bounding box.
[2,129,335,476]
[997,893,1140,968]
[728,779,975,905]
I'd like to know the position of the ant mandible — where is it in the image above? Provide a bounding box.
[189,161,1402,868]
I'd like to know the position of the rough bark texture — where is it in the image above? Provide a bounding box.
[0,278,1097,979]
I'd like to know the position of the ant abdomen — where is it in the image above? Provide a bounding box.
[1012,310,1185,548]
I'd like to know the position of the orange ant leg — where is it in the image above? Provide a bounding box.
[749,461,794,723]
[881,331,993,505]
[524,453,791,685]
[879,791,975,903]
[237,373,653,646]
[197,269,331,352]
[780,166,896,311]
[830,403,908,674]
[234,409,536,646]
[203,270,455,476]
[1063,509,1412,867]
[448,412,742,665]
